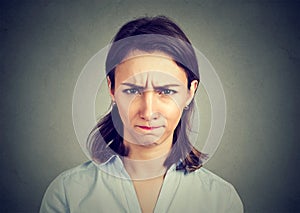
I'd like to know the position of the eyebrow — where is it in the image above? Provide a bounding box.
[121,82,181,88]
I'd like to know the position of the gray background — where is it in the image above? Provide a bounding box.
[1,0,299,212]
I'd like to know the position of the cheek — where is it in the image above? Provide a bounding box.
[159,101,182,130]
[127,104,138,122]
[164,96,185,119]
[166,105,182,127]
[115,98,131,125]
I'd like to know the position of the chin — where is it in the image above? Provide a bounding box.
[140,138,169,147]
[137,140,158,147]
[140,143,157,148]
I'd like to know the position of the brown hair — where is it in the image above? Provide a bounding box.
[87,16,207,173]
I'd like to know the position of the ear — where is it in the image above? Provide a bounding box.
[186,80,198,106]
[107,76,115,101]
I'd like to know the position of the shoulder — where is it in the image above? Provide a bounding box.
[48,161,105,193]
[40,161,98,212]
[193,167,234,189]
[178,167,244,212]
[54,161,96,182]
[43,161,97,194]
[181,167,234,190]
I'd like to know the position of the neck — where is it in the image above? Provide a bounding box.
[123,152,169,180]
[122,136,173,180]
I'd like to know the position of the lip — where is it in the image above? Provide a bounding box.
[136,125,162,130]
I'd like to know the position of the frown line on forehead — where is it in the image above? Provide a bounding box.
[119,70,186,85]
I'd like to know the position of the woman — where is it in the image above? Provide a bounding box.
[40,16,243,213]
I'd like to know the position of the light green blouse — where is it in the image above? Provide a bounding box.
[40,155,243,213]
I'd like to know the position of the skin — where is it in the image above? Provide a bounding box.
[107,51,198,213]
[107,51,198,161]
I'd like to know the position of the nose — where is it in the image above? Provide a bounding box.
[139,91,159,121]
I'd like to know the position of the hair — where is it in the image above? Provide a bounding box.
[87,16,207,173]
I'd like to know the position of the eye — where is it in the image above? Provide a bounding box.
[122,88,141,95]
[157,89,177,95]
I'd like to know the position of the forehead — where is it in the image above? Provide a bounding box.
[114,52,187,85]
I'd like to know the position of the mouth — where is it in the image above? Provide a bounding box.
[136,125,162,131]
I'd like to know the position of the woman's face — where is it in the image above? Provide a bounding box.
[108,51,198,149]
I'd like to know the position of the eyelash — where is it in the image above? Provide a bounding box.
[157,89,177,95]
[123,88,141,95]
[122,88,177,95]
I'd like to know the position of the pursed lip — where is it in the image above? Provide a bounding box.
[136,125,162,130]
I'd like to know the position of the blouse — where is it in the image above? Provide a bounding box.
[40,155,243,213]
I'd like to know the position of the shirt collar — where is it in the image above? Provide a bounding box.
[93,154,178,179]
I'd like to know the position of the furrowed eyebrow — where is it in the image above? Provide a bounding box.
[121,83,144,89]
[121,82,181,88]
[153,84,181,88]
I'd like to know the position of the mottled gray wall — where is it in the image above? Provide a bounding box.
[1,0,299,212]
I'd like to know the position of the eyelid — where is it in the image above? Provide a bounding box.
[156,88,177,95]
[122,87,142,94]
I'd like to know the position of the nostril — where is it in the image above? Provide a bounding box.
[150,112,160,120]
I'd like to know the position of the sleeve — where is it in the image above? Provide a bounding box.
[226,184,244,213]
[39,174,69,213]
